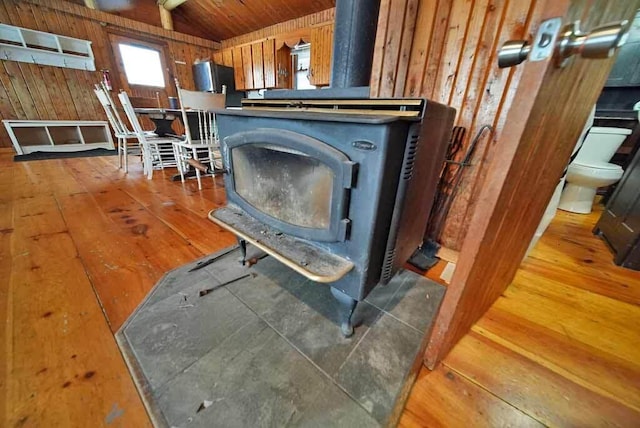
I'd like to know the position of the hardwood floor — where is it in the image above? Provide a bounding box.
[2,151,639,426]
[401,201,640,427]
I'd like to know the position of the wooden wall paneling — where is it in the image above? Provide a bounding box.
[30,4,84,120]
[242,45,254,90]
[403,0,437,97]
[424,0,640,368]
[370,0,392,97]
[439,0,534,249]
[232,47,246,90]
[446,0,492,111]
[393,0,419,98]
[0,4,66,122]
[421,0,454,99]
[263,39,276,88]
[43,7,94,119]
[251,42,265,89]
[56,8,101,119]
[432,0,474,106]
[379,0,409,97]
[6,3,57,119]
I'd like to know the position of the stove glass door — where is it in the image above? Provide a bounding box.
[232,144,333,229]
[224,128,354,242]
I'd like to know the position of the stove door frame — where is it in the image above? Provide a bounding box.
[223,128,355,242]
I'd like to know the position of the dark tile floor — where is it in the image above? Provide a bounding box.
[118,245,445,427]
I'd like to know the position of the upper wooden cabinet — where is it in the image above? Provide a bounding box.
[309,24,333,87]
[263,39,277,88]
[212,48,234,67]
[227,22,334,90]
[229,39,281,91]
[232,46,245,90]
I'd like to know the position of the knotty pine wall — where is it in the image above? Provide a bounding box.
[371,0,537,251]
[0,0,220,148]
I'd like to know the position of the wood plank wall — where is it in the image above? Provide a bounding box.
[0,0,220,149]
[371,0,539,251]
[221,8,335,49]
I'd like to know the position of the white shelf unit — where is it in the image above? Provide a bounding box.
[3,120,115,155]
[0,23,95,71]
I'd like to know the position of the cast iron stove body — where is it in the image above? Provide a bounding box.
[210,98,454,336]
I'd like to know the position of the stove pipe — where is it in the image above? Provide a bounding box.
[330,0,382,88]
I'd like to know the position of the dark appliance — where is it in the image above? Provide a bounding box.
[192,61,244,107]
[209,0,455,336]
[595,142,640,270]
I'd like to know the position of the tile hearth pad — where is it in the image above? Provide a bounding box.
[117,245,445,427]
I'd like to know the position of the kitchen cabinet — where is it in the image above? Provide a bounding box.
[232,46,245,90]
[241,45,254,90]
[309,23,333,87]
[212,48,234,68]
[263,39,276,88]
[231,40,281,90]
[251,42,264,89]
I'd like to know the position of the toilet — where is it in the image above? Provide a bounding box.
[558,126,632,214]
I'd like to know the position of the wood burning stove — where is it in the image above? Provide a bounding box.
[209,98,454,336]
[208,0,454,337]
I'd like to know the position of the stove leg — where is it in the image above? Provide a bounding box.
[237,238,247,265]
[330,287,357,338]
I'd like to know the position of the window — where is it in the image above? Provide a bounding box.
[118,43,165,88]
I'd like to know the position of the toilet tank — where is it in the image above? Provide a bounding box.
[573,126,632,165]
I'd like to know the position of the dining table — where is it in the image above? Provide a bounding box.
[133,108,183,137]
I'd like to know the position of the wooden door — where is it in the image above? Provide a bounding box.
[309,23,333,87]
[595,147,640,268]
[424,0,640,368]
[262,39,276,89]
[251,42,264,89]
[232,46,245,90]
[241,45,254,90]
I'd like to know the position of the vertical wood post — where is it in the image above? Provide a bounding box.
[159,5,174,31]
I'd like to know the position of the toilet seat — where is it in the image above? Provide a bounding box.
[570,161,622,171]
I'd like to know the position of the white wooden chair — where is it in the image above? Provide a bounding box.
[173,79,226,189]
[93,83,156,173]
[118,91,179,179]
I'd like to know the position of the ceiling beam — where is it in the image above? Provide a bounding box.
[159,5,174,30]
[158,0,189,11]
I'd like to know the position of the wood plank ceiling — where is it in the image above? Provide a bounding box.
[66,0,336,41]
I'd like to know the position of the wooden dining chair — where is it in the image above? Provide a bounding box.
[118,91,179,179]
[173,79,226,189]
[93,84,152,173]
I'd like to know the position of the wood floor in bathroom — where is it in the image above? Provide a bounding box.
[2,150,639,427]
